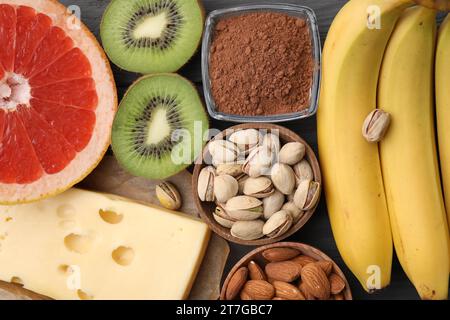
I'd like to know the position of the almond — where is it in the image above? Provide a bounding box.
[301,263,330,300]
[316,260,333,276]
[299,281,316,300]
[333,293,345,300]
[329,273,346,294]
[248,260,266,281]
[226,267,248,300]
[241,280,275,300]
[262,247,300,262]
[290,255,316,267]
[265,261,300,282]
[273,281,305,300]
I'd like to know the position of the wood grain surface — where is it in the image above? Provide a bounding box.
[56,0,446,300]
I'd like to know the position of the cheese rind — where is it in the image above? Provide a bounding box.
[0,189,210,300]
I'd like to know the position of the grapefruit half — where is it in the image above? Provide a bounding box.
[0,0,117,204]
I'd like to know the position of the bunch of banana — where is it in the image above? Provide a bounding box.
[319,0,450,300]
[378,6,449,300]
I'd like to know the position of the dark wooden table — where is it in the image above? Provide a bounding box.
[63,0,435,300]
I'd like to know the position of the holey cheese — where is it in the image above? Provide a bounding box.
[0,189,210,300]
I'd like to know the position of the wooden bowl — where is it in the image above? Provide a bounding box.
[192,123,322,246]
[220,242,353,300]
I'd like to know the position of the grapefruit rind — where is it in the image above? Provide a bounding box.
[0,0,117,205]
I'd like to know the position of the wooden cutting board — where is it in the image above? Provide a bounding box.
[0,156,229,300]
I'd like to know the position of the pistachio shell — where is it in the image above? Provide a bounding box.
[213,206,236,228]
[262,133,281,154]
[236,173,249,194]
[293,180,321,211]
[279,142,306,165]
[155,182,182,210]
[231,220,265,240]
[208,140,240,165]
[362,109,391,143]
[228,129,261,154]
[271,163,296,195]
[282,201,304,222]
[226,196,263,221]
[216,163,243,177]
[243,177,274,198]
[293,160,314,187]
[214,175,239,203]
[243,146,273,178]
[263,210,293,238]
[263,190,285,220]
[198,166,215,202]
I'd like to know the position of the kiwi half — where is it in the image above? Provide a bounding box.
[112,74,209,179]
[100,0,204,73]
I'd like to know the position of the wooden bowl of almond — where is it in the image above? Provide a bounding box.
[192,124,322,246]
[220,242,352,300]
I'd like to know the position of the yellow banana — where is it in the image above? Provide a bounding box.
[436,14,450,249]
[378,7,449,300]
[318,0,410,291]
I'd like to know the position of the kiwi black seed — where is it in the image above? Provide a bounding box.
[112,74,209,180]
[101,0,204,73]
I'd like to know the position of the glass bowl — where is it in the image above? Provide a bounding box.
[201,3,321,123]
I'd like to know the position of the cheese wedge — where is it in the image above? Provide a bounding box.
[0,189,210,300]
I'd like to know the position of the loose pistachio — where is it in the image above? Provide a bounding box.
[226,196,264,221]
[155,182,182,210]
[362,109,391,143]
[214,175,239,203]
[228,129,261,155]
[293,159,314,187]
[263,190,285,220]
[279,142,306,165]
[293,180,321,211]
[213,205,236,228]
[243,177,274,198]
[271,163,296,195]
[242,146,273,178]
[231,220,265,240]
[216,162,243,177]
[282,201,304,222]
[197,166,215,202]
[263,210,293,238]
[208,140,240,165]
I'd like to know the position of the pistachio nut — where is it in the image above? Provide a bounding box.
[155,181,182,210]
[293,159,314,187]
[198,166,215,202]
[213,205,236,228]
[214,174,239,203]
[282,201,304,223]
[293,180,321,211]
[208,139,240,165]
[263,190,285,220]
[279,142,306,165]
[242,146,273,178]
[271,163,296,195]
[262,133,281,155]
[362,109,391,143]
[236,173,249,194]
[216,162,243,177]
[263,210,293,238]
[228,129,261,155]
[231,220,265,240]
[243,177,274,198]
[226,196,264,221]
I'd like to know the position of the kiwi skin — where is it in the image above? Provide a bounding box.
[100,0,205,74]
[111,73,210,180]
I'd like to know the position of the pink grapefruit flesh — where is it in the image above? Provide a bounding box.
[0,0,117,204]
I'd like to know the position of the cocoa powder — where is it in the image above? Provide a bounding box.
[209,12,314,117]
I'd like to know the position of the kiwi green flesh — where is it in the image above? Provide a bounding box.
[101,0,204,74]
[112,74,209,180]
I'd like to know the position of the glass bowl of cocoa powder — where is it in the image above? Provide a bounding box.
[202,4,321,123]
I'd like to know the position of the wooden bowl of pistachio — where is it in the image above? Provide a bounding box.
[220,242,352,300]
[192,124,322,246]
